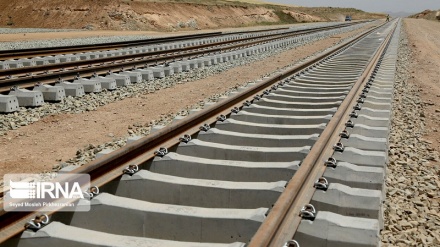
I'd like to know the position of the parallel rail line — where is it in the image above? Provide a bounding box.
[0,22,365,93]
[0,27,292,61]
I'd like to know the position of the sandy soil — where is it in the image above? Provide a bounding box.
[0,24,375,177]
[404,19,440,157]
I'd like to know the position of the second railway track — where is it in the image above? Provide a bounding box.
[0,19,400,247]
[0,22,367,95]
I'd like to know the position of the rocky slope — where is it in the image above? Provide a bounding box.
[409,9,440,21]
[0,0,385,31]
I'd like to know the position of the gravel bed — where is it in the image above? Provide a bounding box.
[0,27,81,34]
[0,35,152,50]
[380,25,440,246]
[0,22,356,51]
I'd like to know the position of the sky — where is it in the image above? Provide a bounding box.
[263,0,440,14]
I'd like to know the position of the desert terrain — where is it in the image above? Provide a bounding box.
[0,0,439,246]
[404,19,440,154]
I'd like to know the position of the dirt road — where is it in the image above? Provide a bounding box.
[404,19,440,154]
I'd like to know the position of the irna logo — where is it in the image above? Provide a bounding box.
[4,173,91,212]
[9,180,84,199]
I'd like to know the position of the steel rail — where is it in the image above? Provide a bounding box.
[0,22,359,78]
[248,22,397,247]
[0,24,355,77]
[0,28,292,61]
[0,21,380,244]
[0,32,222,60]
[0,22,366,93]
[0,23,360,61]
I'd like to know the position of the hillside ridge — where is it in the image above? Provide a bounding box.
[0,0,386,31]
[408,9,440,21]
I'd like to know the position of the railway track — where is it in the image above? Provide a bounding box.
[0,22,370,112]
[0,22,365,91]
[0,23,358,62]
[0,19,399,247]
[0,27,292,61]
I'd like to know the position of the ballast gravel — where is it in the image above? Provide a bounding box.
[0,27,80,34]
[0,35,152,50]
[381,26,440,246]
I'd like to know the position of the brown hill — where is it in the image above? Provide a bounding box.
[409,9,440,21]
[0,0,386,31]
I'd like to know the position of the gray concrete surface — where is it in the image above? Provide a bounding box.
[0,95,19,113]
[9,88,44,107]
[295,211,379,247]
[115,170,286,208]
[11,222,245,247]
[33,84,65,102]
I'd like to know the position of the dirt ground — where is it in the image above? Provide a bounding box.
[404,19,440,156]
[0,24,375,177]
